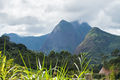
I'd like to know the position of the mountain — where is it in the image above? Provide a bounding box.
[40,20,91,54]
[4,20,91,53]
[75,27,120,58]
[4,33,49,51]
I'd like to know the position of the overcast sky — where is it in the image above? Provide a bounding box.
[0,0,120,36]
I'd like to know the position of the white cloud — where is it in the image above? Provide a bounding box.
[89,0,120,35]
[0,0,120,36]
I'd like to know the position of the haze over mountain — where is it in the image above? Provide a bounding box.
[41,20,91,53]
[4,33,49,51]
[4,20,92,53]
[75,27,120,58]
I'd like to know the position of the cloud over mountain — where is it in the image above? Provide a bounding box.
[0,0,120,36]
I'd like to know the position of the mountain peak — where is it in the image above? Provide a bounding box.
[81,22,90,26]
[59,20,70,25]
[92,27,101,31]
[52,20,73,33]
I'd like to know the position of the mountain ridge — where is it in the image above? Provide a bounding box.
[4,33,49,51]
[75,27,120,58]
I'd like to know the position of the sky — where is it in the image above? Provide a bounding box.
[0,0,120,36]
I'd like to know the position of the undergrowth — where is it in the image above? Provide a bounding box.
[0,50,91,80]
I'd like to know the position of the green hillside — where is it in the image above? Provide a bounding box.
[75,27,120,61]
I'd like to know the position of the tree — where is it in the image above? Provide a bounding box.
[111,49,120,56]
[0,35,10,43]
[60,50,71,58]
[17,44,27,51]
[48,50,56,58]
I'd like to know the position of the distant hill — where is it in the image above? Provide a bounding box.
[75,27,120,58]
[4,33,49,51]
[40,20,91,54]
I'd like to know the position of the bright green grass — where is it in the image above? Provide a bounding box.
[0,50,91,80]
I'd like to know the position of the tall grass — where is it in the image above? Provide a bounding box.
[0,38,22,80]
[0,51,92,80]
[0,51,23,80]
[0,49,92,80]
[73,53,91,79]
[18,50,71,80]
